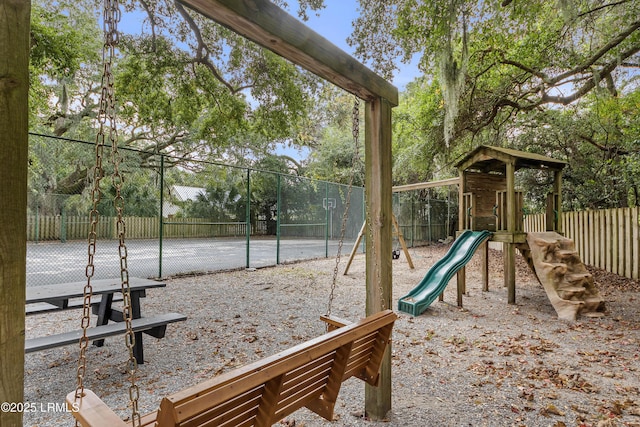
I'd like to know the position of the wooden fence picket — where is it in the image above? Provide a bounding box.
[630,207,635,279]
[523,206,639,281]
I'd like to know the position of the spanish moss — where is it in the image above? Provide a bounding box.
[438,10,468,147]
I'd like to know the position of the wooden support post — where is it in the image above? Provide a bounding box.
[0,2,30,425]
[343,222,366,275]
[505,243,516,303]
[481,240,489,291]
[505,161,516,304]
[456,171,466,305]
[391,215,414,269]
[458,171,465,231]
[364,97,393,421]
[554,170,563,233]
[346,213,414,275]
[457,267,465,307]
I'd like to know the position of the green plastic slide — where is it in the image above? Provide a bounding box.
[398,230,492,316]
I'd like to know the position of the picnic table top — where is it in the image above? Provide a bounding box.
[26,277,165,304]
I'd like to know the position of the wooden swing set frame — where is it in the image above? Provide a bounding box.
[2,0,398,424]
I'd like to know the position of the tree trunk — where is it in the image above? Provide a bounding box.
[0,1,30,425]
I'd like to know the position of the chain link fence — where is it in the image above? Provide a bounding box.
[394,188,458,247]
[27,134,456,286]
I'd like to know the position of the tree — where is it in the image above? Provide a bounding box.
[29,0,101,130]
[392,77,448,184]
[347,0,639,209]
[181,167,245,220]
[350,0,640,146]
[514,87,640,210]
[305,90,365,185]
[29,0,325,202]
[0,1,30,425]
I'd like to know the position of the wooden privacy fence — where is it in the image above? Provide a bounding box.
[524,206,639,280]
[27,215,115,242]
[26,215,264,242]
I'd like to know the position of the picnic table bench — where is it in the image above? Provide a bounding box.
[25,277,186,363]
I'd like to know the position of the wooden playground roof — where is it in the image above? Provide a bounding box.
[456,145,567,173]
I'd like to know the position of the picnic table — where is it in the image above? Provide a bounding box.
[25,277,186,363]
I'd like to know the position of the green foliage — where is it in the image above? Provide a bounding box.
[305,126,364,186]
[182,184,244,220]
[304,92,364,185]
[511,87,640,210]
[29,1,101,123]
[350,0,639,208]
[28,0,326,211]
[392,78,444,184]
[351,0,640,146]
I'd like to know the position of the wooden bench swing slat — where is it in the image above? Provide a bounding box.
[67,309,396,427]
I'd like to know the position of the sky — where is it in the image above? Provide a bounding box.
[273,1,422,159]
[290,0,421,90]
[121,1,421,91]
[120,1,422,160]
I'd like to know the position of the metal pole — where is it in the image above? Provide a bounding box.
[60,205,67,243]
[246,169,251,268]
[158,155,164,278]
[427,190,432,243]
[35,206,39,244]
[411,192,415,247]
[325,181,329,258]
[276,174,281,264]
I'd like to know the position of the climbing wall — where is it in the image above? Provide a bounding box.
[525,232,605,321]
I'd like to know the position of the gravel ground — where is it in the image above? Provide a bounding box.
[23,244,640,427]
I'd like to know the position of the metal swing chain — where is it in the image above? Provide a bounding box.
[326,98,361,318]
[75,1,141,426]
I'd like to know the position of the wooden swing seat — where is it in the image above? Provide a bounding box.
[67,309,397,427]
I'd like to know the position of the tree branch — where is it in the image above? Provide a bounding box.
[174,0,249,95]
[577,0,633,18]
[139,0,158,50]
[577,134,630,156]
[550,19,640,85]
[501,59,551,83]
[542,43,640,105]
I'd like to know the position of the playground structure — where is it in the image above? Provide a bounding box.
[343,177,459,275]
[455,145,566,306]
[2,0,399,425]
[343,214,415,275]
[525,231,605,320]
[398,145,605,320]
[398,229,491,316]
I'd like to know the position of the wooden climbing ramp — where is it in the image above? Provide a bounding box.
[523,232,606,321]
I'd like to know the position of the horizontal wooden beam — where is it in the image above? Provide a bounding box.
[392,177,460,193]
[178,0,398,106]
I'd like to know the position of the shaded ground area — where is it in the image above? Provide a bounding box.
[23,244,640,426]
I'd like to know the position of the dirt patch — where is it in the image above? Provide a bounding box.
[23,244,640,426]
